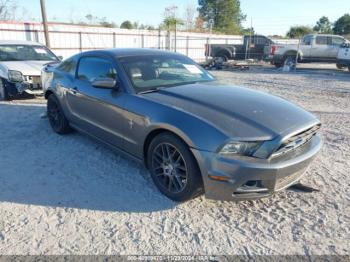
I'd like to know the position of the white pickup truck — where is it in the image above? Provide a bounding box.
[271,34,348,68]
[337,43,350,72]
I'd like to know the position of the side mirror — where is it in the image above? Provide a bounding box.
[91,77,117,89]
[57,55,63,61]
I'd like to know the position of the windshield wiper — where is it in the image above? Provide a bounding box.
[138,87,163,94]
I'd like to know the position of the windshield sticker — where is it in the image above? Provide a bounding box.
[183,64,203,74]
[34,48,47,54]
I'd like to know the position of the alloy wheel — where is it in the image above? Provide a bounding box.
[151,143,188,193]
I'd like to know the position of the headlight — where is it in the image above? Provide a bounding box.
[219,141,262,156]
[8,70,24,82]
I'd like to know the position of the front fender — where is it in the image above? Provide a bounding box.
[145,112,228,152]
[125,95,229,158]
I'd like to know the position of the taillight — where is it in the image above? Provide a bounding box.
[271,45,277,55]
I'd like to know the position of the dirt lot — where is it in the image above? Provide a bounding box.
[0,66,349,255]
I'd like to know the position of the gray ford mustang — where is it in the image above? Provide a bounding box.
[42,49,322,202]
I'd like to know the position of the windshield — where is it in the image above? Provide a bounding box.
[119,54,214,93]
[0,45,58,61]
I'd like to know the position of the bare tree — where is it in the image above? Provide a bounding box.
[184,4,196,31]
[0,0,18,20]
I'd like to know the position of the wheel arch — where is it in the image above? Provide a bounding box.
[143,126,196,168]
[215,48,232,60]
[44,89,54,99]
[283,50,303,61]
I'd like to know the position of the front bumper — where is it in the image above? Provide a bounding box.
[337,59,350,67]
[192,134,322,201]
[16,83,43,95]
[6,78,43,96]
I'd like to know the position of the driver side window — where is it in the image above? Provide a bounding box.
[77,57,117,83]
[302,35,312,45]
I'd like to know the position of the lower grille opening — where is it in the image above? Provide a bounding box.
[234,180,269,195]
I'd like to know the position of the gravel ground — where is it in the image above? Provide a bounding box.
[0,67,349,255]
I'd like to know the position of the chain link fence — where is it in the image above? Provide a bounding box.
[0,21,243,62]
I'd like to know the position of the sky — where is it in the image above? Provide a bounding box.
[14,0,350,36]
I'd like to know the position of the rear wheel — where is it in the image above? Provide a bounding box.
[0,78,9,101]
[283,55,297,70]
[147,132,204,202]
[47,94,72,134]
[274,62,283,68]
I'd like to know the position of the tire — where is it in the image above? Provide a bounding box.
[47,94,72,134]
[0,78,9,101]
[274,63,283,68]
[283,55,297,70]
[216,54,228,63]
[336,64,346,70]
[147,132,204,202]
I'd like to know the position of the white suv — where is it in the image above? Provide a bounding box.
[0,40,60,101]
[337,43,350,72]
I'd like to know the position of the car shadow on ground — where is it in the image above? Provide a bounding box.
[0,103,178,213]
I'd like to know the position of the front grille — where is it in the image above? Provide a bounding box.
[272,124,320,158]
[23,75,41,90]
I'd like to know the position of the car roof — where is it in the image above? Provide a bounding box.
[82,48,185,58]
[0,40,45,46]
[306,34,344,38]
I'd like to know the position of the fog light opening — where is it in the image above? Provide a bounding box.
[244,180,259,187]
[234,180,269,194]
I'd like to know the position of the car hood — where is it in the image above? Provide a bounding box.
[142,82,319,140]
[1,60,53,76]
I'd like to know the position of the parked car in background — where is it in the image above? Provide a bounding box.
[205,35,274,62]
[42,48,322,202]
[271,34,347,68]
[337,43,350,72]
[0,40,61,101]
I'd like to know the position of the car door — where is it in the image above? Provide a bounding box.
[328,36,345,59]
[311,36,331,61]
[66,55,128,149]
[300,35,312,59]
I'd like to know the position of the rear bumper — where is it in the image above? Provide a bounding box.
[192,134,322,201]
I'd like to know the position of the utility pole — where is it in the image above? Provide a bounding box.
[40,0,50,47]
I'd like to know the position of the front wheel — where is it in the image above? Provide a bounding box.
[0,78,9,101]
[336,64,346,70]
[147,133,204,202]
[47,94,72,134]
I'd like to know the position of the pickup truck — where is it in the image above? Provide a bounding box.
[337,43,350,72]
[271,34,348,68]
[205,35,274,62]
